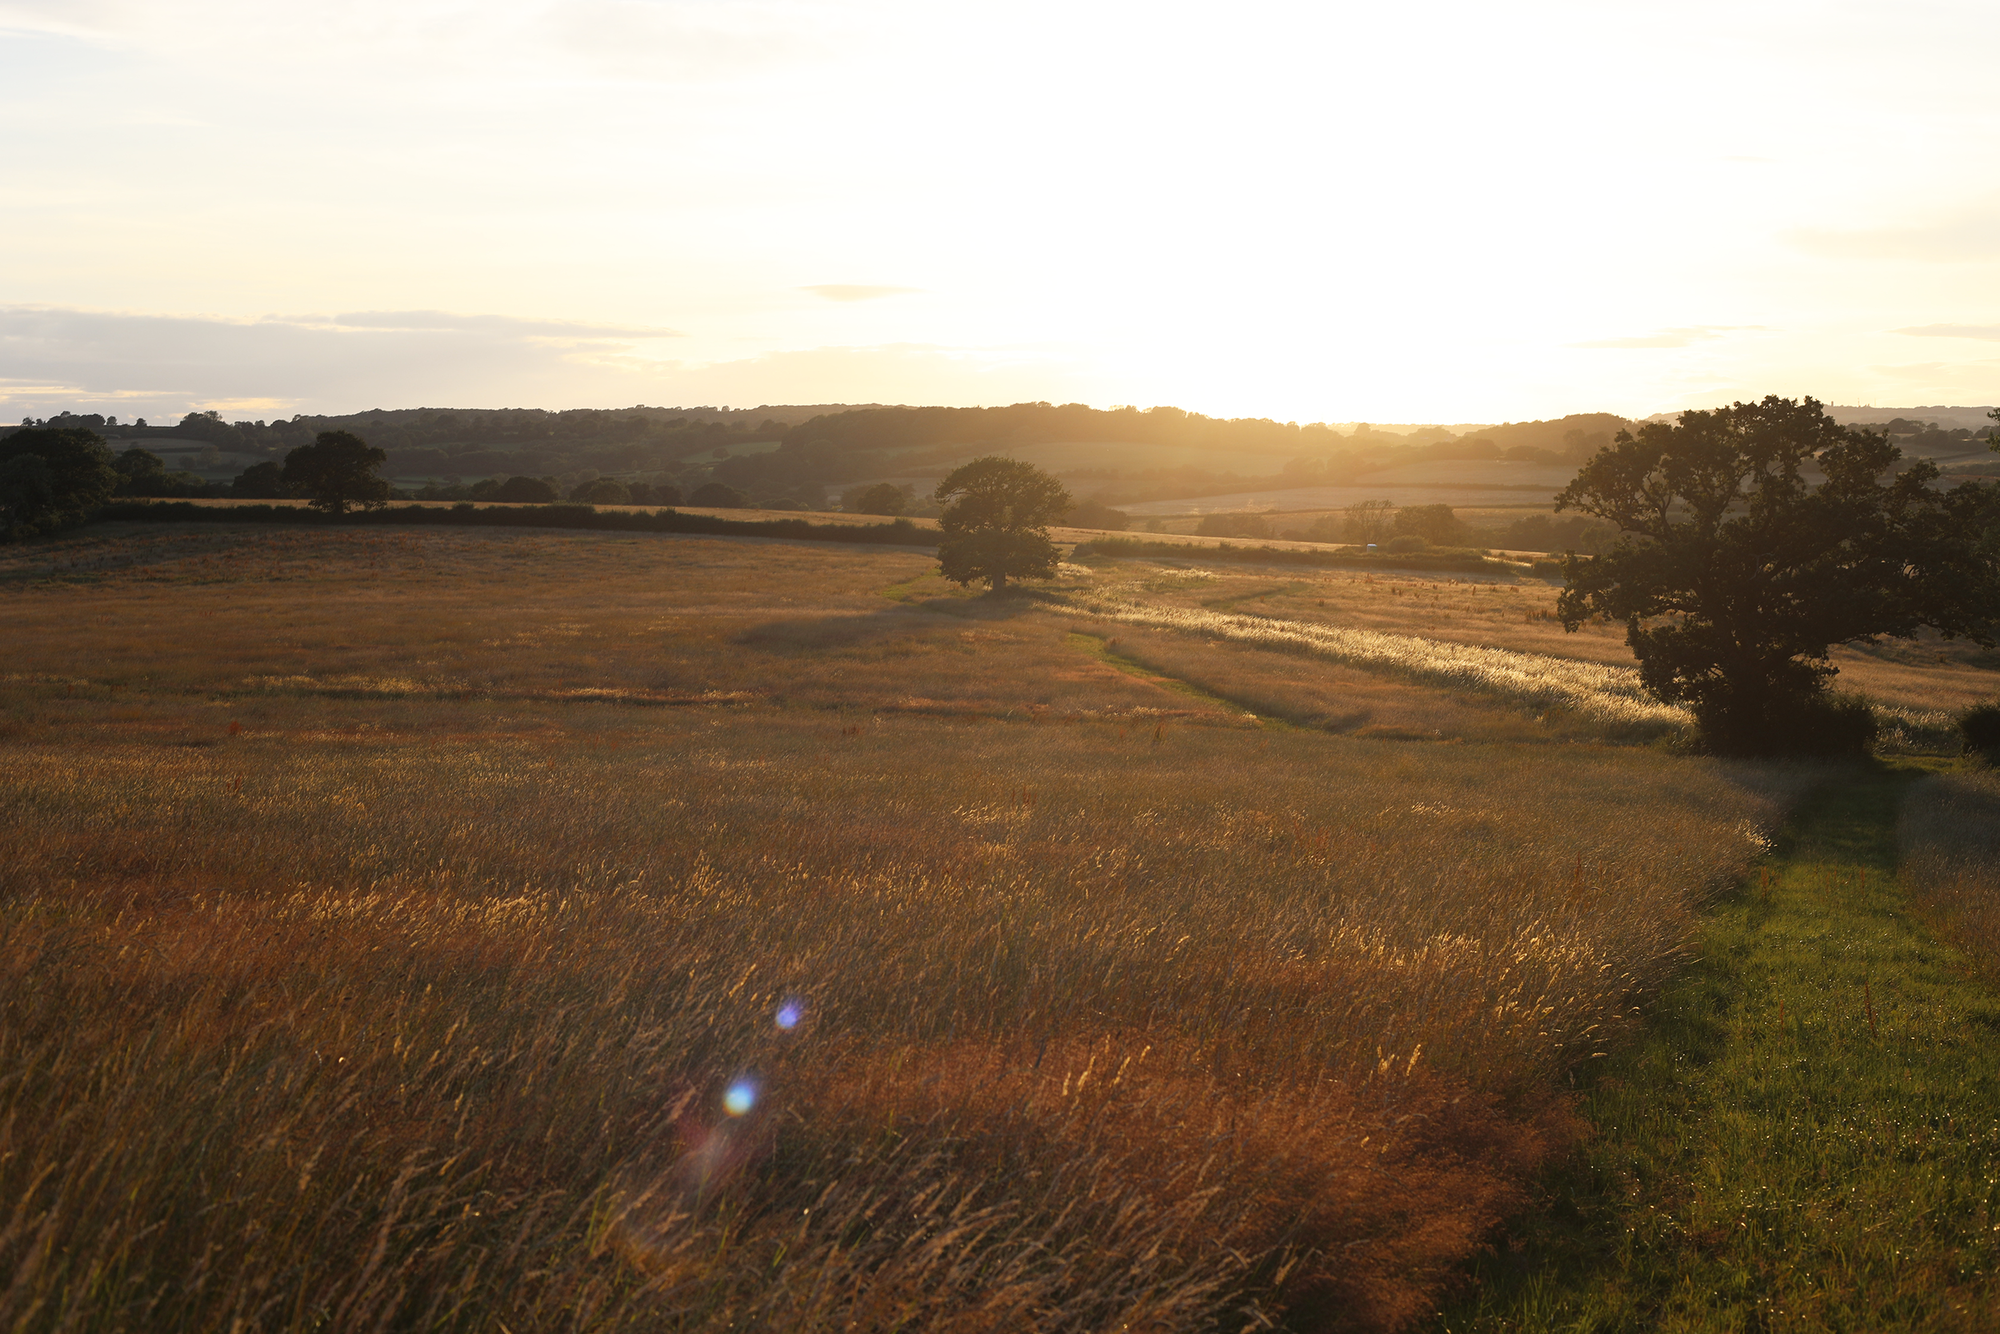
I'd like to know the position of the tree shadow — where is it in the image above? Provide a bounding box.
[731,590,1048,654]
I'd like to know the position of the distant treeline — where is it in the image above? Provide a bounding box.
[12,401,1641,513]
[781,403,1347,456]
[5,405,871,497]
[96,500,940,547]
[731,405,1636,505]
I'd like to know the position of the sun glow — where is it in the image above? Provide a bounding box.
[6,1,2000,420]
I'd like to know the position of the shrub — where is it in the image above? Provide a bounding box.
[1694,690,1879,758]
[1385,534,1428,554]
[1961,702,2000,760]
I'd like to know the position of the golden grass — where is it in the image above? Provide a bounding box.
[1897,764,2000,987]
[1053,591,1684,736]
[0,523,1836,1329]
[1076,631,1594,744]
[1072,558,2000,723]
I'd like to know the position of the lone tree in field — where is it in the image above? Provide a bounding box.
[0,427,118,541]
[281,430,390,515]
[1556,395,2000,755]
[934,456,1072,591]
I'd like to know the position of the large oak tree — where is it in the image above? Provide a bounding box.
[1555,396,1999,754]
[933,457,1072,591]
[281,430,390,515]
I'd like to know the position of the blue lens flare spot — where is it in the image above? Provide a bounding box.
[723,1080,757,1117]
[776,1002,803,1031]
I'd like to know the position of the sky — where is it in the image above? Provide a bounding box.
[4,0,2000,425]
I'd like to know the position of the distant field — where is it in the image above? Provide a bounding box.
[884,437,1302,479]
[0,522,1877,1331]
[836,444,1576,516]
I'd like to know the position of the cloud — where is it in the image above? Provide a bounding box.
[1787,210,2000,263]
[1893,323,2000,341]
[1570,325,1769,350]
[0,304,1089,419]
[1865,359,2000,385]
[545,0,836,82]
[319,311,680,338]
[800,285,924,303]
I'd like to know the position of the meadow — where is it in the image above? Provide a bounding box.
[0,521,1973,1330]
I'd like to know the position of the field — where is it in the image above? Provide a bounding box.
[2,522,1995,1330]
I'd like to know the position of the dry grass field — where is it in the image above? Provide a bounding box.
[1063,560,2000,714]
[0,522,1912,1331]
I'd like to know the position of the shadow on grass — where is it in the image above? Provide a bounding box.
[1438,762,2000,1332]
[733,584,1053,654]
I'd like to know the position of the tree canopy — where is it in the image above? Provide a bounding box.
[281,431,390,515]
[0,427,117,541]
[933,457,1072,591]
[1555,396,2000,754]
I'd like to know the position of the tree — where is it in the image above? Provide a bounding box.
[496,475,560,503]
[113,447,167,491]
[231,460,290,498]
[933,456,1071,591]
[844,481,908,516]
[281,431,389,515]
[1341,498,1396,542]
[1066,497,1131,531]
[1393,503,1464,546]
[571,478,631,505]
[1555,396,2000,755]
[0,428,117,540]
[689,481,749,509]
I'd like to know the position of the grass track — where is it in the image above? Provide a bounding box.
[1062,630,1287,728]
[1440,763,2000,1332]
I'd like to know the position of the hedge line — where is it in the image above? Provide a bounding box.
[1075,536,1530,575]
[94,501,941,548]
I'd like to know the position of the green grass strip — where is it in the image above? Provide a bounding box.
[1440,764,2000,1332]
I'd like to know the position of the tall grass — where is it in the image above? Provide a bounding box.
[1048,591,1688,737]
[1897,764,2000,985]
[0,524,1827,1329]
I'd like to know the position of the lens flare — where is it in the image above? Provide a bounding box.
[775,1001,803,1031]
[723,1080,757,1117]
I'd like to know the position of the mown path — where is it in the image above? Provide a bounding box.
[1439,764,2000,1332]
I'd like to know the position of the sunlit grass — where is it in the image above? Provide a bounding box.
[0,522,1888,1330]
[1050,589,1689,737]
